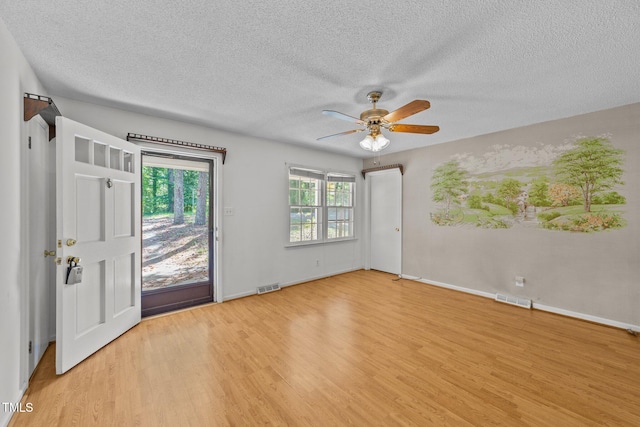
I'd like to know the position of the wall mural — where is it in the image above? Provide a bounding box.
[430,136,626,232]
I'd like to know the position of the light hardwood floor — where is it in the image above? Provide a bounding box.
[11,270,640,426]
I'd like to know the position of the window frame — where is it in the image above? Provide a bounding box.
[287,165,357,246]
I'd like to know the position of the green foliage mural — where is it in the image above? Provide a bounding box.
[429,136,626,232]
[430,161,468,225]
[553,137,625,212]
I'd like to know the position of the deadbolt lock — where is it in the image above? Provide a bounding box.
[66,256,81,264]
[66,239,77,246]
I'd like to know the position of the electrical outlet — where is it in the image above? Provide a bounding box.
[224,207,234,216]
[515,276,525,287]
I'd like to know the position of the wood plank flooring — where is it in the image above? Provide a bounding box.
[11,270,640,426]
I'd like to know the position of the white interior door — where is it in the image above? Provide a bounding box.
[369,169,402,275]
[56,116,141,374]
[27,116,52,377]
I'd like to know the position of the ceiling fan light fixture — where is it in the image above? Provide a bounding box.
[359,134,374,151]
[374,134,390,151]
[360,134,390,152]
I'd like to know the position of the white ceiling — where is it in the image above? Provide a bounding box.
[2,1,639,158]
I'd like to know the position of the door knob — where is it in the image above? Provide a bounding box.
[66,256,81,264]
[66,239,77,246]
[44,250,56,257]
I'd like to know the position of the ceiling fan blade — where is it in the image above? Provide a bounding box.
[316,129,365,141]
[322,110,366,125]
[383,100,430,123]
[388,124,440,134]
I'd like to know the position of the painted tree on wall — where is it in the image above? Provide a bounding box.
[431,160,468,219]
[528,177,551,207]
[548,183,581,207]
[496,178,522,213]
[553,137,625,212]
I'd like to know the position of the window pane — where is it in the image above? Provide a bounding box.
[328,208,336,221]
[289,189,299,205]
[290,208,302,224]
[290,224,301,242]
[302,222,317,241]
[301,190,310,205]
[343,191,352,206]
[327,190,336,206]
[328,222,336,239]
[289,178,299,188]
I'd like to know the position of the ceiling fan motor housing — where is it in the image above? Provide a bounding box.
[360,108,389,125]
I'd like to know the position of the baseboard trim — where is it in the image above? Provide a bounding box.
[532,303,640,331]
[224,267,363,302]
[401,274,495,299]
[401,274,640,332]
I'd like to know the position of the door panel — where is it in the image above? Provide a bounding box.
[113,181,134,238]
[56,117,141,374]
[369,169,402,274]
[76,176,104,242]
[113,253,135,315]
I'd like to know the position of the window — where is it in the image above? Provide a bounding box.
[327,174,355,239]
[288,167,356,244]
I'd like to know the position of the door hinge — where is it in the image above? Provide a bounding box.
[28,136,32,149]
[28,341,32,354]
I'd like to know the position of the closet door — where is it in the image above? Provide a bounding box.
[369,169,402,275]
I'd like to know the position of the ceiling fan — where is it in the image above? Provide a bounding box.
[317,91,439,152]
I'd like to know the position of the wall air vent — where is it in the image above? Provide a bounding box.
[257,283,281,295]
[495,293,532,309]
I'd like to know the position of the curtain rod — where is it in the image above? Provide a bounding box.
[126,133,227,164]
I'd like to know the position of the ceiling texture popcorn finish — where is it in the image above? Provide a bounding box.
[1,1,639,158]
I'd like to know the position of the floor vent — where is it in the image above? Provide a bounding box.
[257,283,281,295]
[495,293,532,309]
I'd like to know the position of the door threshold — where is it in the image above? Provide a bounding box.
[141,300,218,322]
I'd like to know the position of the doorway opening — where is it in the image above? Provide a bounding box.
[141,153,214,316]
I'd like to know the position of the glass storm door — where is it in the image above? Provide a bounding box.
[140,154,214,316]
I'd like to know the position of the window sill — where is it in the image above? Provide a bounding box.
[285,237,357,248]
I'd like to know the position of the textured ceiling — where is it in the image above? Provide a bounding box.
[2,1,639,158]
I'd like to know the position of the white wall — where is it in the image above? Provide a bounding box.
[53,97,364,301]
[0,16,47,427]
